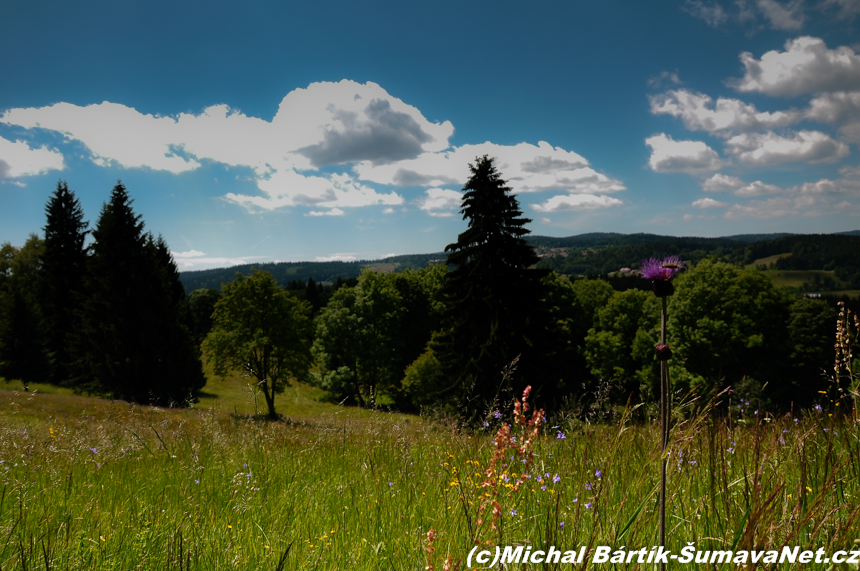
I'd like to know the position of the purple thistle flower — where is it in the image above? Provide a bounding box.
[641,256,684,296]
[641,256,684,280]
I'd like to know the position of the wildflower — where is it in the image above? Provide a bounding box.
[510,509,517,516]
[585,483,592,490]
[793,418,799,423]
[640,256,684,297]
[689,461,696,466]
[556,431,566,440]
[88,447,98,455]
[246,473,251,479]
[595,469,603,478]
[493,411,502,419]
[388,481,393,486]
[552,473,561,484]
[559,521,565,529]
[195,479,200,484]
[585,502,593,510]
[572,498,578,503]
[814,404,823,413]
[482,421,489,428]
[541,485,547,491]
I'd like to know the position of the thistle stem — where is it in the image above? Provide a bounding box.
[659,295,669,570]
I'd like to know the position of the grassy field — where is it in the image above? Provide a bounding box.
[749,253,792,268]
[0,372,859,569]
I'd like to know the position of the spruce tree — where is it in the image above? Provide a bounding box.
[432,156,554,414]
[71,182,204,404]
[41,181,89,383]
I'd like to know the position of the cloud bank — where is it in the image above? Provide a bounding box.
[0,80,624,216]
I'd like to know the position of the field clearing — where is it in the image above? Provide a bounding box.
[761,269,846,289]
[748,252,792,268]
[1,372,859,569]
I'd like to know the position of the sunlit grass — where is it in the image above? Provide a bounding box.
[0,374,859,569]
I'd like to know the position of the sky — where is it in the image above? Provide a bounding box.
[2,0,860,270]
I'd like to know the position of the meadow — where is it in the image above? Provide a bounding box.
[0,370,858,570]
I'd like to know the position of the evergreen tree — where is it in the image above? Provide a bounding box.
[71,182,204,404]
[431,156,556,414]
[41,181,89,383]
[0,236,50,389]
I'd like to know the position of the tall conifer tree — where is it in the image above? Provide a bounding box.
[71,182,204,404]
[41,181,89,383]
[432,156,553,414]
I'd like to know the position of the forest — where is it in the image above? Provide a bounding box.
[1,166,858,419]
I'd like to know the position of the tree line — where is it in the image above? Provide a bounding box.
[1,164,853,419]
[0,181,204,404]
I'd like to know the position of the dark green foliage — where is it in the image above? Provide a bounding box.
[667,259,791,405]
[786,298,837,403]
[204,270,313,418]
[187,288,221,344]
[431,156,559,414]
[41,181,89,384]
[0,236,50,388]
[71,182,205,405]
[312,270,404,406]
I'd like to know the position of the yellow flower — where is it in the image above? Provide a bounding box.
[227,525,233,529]
[265,545,270,549]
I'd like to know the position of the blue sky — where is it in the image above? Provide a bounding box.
[2,0,860,270]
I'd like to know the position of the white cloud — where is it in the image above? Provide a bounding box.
[381,207,395,214]
[0,136,65,177]
[645,133,725,174]
[172,249,207,258]
[0,81,623,215]
[692,197,729,208]
[720,167,860,219]
[650,89,799,134]
[725,130,849,166]
[730,37,860,96]
[682,0,730,27]
[314,253,358,262]
[755,0,804,30]
[648,71,682,88]
[353,140,625,195]
[531,194,623,212]
[701,173,783,196]
[305,208,345,217]
[418,188,462,217]
[805,91,860,143]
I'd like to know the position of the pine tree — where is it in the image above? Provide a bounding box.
[432,156,553,414]
[41,181,89,383]
[71,182,204,404]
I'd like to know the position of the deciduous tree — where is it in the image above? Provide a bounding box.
[205,270,312,418]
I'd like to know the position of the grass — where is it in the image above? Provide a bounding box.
[748,252,792,268]
[1,370,859,569]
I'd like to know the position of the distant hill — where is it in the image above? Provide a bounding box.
[179,230,860,293]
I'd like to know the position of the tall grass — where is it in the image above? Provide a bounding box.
[0,384,858,569]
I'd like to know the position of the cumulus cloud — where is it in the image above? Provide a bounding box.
[354,141,625,195]
[701,173,784,196]
[418,188,462,217]
[692,197,730,208]
[530,194,623,212]
[805,91,860,143]
[650,89,799,134]
[648,71,682,88]
[729,37,860,97]
[0,136,65,177]
[725,130,849,166]
[645,133,725,174]
[0,80,622,216]
[305,208,345,217]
